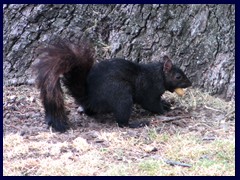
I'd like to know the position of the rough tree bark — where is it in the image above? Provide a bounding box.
[3,4,235,101]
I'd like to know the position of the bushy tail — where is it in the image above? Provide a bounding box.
[33,39,94,132]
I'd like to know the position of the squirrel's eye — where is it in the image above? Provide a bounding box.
[175,74,182,80]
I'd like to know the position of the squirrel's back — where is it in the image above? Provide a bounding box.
[85,58,140,113]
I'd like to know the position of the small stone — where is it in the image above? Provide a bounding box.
[77,106,84,113]
[4,113,11,119]
[9,95,17,102]
[144,145,158,152]
[20,131,26,136]
[25,113,30,119]
[95,139,104,143]
[29,96,36,102]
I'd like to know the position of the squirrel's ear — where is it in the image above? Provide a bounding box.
[163,56,173,72]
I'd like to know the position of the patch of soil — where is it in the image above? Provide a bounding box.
[3,85,235,141]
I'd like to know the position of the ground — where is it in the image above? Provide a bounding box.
[3,85,235,176]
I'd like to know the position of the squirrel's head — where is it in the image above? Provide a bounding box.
[162,56,192,92]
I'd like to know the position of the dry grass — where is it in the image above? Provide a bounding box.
[3,86,235,176]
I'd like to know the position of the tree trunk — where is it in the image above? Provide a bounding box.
[3,4,235,101]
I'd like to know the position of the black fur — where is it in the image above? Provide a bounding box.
[33,39,191,132]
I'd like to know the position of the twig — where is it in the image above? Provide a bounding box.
[224,109,235,122]
[204,105,222,112]
[202,137,216,141]
[152,156,192,168]
[156,115,191,122]
[164,159,192,167]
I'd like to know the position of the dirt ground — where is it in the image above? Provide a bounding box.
[3,85,235,176]
[3,85,235,136]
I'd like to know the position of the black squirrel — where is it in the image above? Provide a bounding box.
[33,39,192,132]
